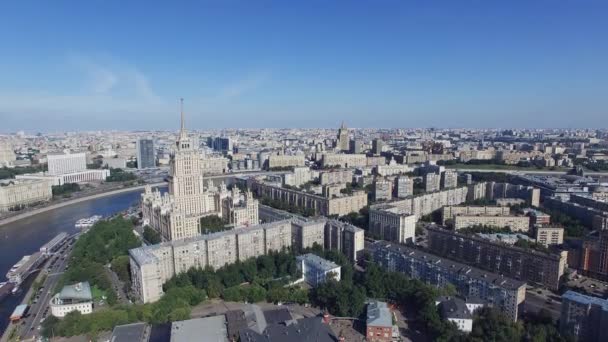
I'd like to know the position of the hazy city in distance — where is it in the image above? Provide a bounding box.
[1,2,608,342]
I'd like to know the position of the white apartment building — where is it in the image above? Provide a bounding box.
[535,227,564,246]
[296,253,341,287]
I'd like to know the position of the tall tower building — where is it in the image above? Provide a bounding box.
[337,122,349,152]
[136,138,155,169]
[141,99,226,241]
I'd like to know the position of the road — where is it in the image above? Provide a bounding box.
[20,238,75,340]
[523,291,562,321]
[447,167,608,177]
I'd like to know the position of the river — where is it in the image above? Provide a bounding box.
[0,188,148,334]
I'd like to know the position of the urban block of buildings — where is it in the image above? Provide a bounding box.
[0,178,52,212]
[426,226,567,290]
[370,241,526,321]
[560,290,608,342]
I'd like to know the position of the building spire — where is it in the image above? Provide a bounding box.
[180,98,185,135]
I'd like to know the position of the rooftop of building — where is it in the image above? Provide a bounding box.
[366,300,393,328]
[371,241,526,291]
[297,253,341,272]
[171,315,228,342]
[56,282,92,301]
[238,316,336,342]
[110,322,149,342]
[438,297,473,320]
[562,290,608,311]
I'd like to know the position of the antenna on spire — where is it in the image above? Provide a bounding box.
[180,98,185,134]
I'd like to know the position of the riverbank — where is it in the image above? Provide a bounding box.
[0,182,166,228]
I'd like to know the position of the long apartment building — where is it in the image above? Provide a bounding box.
[0,179,53,212]
[130,220,293,303]
[319,169,354,185]
[267,154,306,169]
[453,214,530,232]
[369,186,469,220]
[441,205,510,225]
[426,226,567,290]
[370,241,526,321]
[467,182,540,207]
[130,218,365,303]
[320,153,367,168]
[544,196,608,230]
[250,179,368,216]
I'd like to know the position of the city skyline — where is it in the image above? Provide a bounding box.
[1,1,607,131]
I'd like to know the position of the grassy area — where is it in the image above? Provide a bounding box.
[91,285,108,301]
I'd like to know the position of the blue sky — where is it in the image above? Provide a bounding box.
[0,1,607,131]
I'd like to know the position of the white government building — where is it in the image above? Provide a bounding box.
[16,150,110,186]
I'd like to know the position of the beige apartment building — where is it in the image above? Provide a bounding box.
[319,169,353,185]
[222,189,259,228]
[291,220,326,252]
[535,227,564,247]
[250,180,368,216]
[321,153,367,168]
[0,179,52,212]
[130,220,293,303]
[442,205,511,225]
[373,186,469,220]
[453,215,530,232]
[267,154,305,169]
[369,205,417,243]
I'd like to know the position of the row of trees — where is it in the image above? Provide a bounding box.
[199,215,230,234]
[543,208,586,237]
[163,249,301,301]
[42,285,207,338]
[105,168,138,182]
[57,217,141,305]
[143,225,162,244]
[51,183,81,198]
[0,165,46,180]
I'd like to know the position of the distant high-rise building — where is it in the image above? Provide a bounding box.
[337,122,349,152]
[394,175,413,198]
[0,142,16,167]
[136,138,155,169]
[424,172,441,192]
[372,138,384,155]
[349,139,363,154]
[441,170,458,189]
[207,136,233,154]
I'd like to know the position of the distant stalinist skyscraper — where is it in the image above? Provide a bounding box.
[141,99,227,241]
[337,121,349,152]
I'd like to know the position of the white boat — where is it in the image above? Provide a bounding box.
[75,215,103,229]
[11,285,19,294]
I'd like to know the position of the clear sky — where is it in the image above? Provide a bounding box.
[0,1,607,132]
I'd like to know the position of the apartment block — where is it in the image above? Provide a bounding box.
[441,205,510,225]
[535,227,564,247]
[321,153,367,168]
[370,241,526,321]
[371,186,469,220]
[373,179,392,201]
[267,154,305,169]
[441,170,458,189]
[394,175,413,198]
[129,220,293,303]
[453,215,530,232]
[369,205,416,243]
[426,226,567,290]
[325,219,365,262]
[291,219,326,252]
[250,180,368,216]
[319,169,353,185]
[560,291,608,342]
[424,172,441,192]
